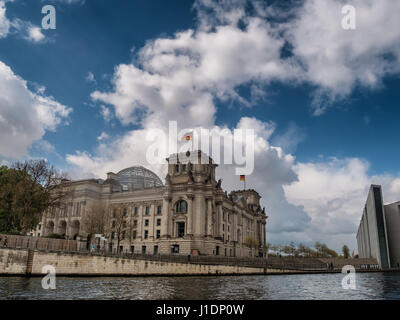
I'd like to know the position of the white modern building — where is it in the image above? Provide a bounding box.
[357,185,400,269]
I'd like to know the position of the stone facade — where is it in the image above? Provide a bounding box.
[37,151,268,258]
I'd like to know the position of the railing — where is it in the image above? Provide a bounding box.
[0,234,78,252]
[0,234,380,271]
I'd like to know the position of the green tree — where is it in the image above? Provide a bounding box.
[0,160,70,235]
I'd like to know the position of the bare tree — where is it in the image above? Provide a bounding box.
[81,203,112,240]
[110,205,132,253]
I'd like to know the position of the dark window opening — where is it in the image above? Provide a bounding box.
[171,244,179,254]
[176,200,187,213]
[177,222,185,238]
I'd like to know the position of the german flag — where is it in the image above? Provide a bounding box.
[240,175,245,181]
[182,132,193,141]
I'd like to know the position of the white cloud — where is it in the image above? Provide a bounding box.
[97,132,109,141]
[10,18,47,43]
[86,72,95,83]
[27,26,45,42]
[99,105,113,123]
[0,1,10,38]
[90,7,297,128]
[284,158,400,250]
[287,0,400,114]
[0,61,71,158]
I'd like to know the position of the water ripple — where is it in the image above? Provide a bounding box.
[0,272,399,300]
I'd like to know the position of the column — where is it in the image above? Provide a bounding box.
[263,223,266,246]
[150,203,155,240]
[218,204,223,238]
[137,204,143,240]
[160,197,170,238]
[206,197,213,237]
[187,195,194,235]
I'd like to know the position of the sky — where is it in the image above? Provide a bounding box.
[1,0,400,252]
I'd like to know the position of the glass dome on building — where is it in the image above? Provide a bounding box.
[116,166,163,190]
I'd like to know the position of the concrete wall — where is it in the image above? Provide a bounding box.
[0,248,28,274]
[384,202,400,268]
[0,248,267,276]
[357,185,391,268]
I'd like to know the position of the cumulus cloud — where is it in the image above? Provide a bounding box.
[0,61,71,159]
[287,0,400,114]
[284,158,400,249]
[11,19,47,43]
[90,2,298,127]
[0,1,47,43]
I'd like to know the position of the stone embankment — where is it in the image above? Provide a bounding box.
[0,246,382,277]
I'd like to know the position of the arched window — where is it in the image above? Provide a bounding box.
[175,200,187,213]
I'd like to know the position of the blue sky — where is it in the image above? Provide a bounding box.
[1,0,400,251]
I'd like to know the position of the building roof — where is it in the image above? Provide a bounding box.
[116,166,163,191]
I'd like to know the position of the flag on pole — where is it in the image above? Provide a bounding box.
[181,132,193,142]
[240,175,246,190]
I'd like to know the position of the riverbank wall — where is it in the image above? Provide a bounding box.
[1,247,275,276]
[1,247,386,277]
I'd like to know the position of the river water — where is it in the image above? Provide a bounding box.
[0,272,399,300]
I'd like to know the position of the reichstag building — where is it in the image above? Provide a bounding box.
[37,151,268,257]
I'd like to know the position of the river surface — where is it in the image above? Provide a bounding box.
[0,272,399,300]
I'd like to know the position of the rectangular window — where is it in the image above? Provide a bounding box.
[171,244,179,254]
[142,246,146,254]
[156,219,161,226]
[183,164,187,171]
[132,231,136,239]
[177,222,185,238]
[175,164,179,173]
[156,230,161,239]
[190,163,194,171]
[133,220,137,227]
[144,230,148,239]
[134,207,138,215]
[145,219,149,227]
[145,206,150,215]
[153,245,158,255]
[157,205,162,214]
